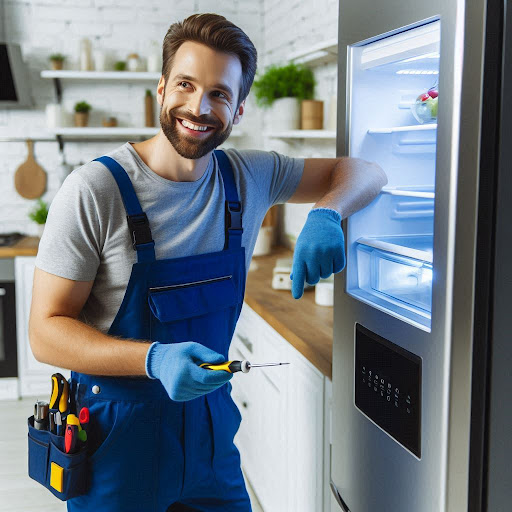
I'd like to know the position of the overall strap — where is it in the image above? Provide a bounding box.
[214,149,243,250]
[93,156,156,263]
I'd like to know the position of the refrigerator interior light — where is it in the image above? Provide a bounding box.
[360,20,440,70]
[396,70,439,75]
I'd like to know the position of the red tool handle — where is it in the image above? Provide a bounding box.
[79,407,89,426]
[65,424,78,454]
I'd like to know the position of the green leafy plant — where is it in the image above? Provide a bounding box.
[252,62,315,108]
[114,60,127,71]
[145,89,152,97]
[74,101,92,113]
[28,199,49,225]
[49,53,66,62]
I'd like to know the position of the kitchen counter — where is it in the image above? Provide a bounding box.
[0,236,39,258]
[0,238,334,377]
[245,246,333,379]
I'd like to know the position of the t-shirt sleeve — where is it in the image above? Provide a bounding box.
[35,171,101,281]
[228,149,305,208]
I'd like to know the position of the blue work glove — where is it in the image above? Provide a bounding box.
[145,341,232,401]
[290,207,346,299]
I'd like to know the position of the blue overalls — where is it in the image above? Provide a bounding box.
[67,150,252,512]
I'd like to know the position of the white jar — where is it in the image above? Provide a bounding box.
[45,103,62,128]
[127,53,140,72]
[147,41,162,73]
[80,38,92,71]
[93,50,106,71]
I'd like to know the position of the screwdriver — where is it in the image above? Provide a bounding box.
[200,360,290,374]
[50,373,69,414]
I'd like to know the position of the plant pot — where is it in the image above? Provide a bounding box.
[74,112,89,127]
[301,99,324,129]
[268,97,300,131]
[37,224,45,238]
[51,60,63,70]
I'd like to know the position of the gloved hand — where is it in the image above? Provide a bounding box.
[290,207,346,299]
[145,341,232,401]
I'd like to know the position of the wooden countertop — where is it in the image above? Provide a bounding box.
[0,238,333,377]
[0,236,39,258]
[245,246,333,379]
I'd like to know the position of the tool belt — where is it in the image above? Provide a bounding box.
[27,374,88,501]
[27,414,88,500]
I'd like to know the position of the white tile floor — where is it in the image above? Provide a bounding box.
[0,397,263,512]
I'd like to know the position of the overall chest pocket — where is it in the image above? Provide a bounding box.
[148,275,240,346]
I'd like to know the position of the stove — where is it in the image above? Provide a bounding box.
[0,232,24,247]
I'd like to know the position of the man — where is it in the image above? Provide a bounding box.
[29,12,386,512]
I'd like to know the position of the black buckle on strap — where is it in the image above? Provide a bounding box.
[225,201,242,231]
[126,213,154,249]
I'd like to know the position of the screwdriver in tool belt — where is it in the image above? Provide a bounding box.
[200,360,290,374]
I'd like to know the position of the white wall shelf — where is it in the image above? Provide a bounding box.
[50,126,244,138]
[288,38,338,67]
[51,127,159,138]
[41,70,161,80]
[265,129,336,139]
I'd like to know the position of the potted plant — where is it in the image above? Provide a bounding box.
[74,101,92,127]
[114,60,127,71]
[252,62,316,131]
[49,53,66,70]
[29,199,49,238]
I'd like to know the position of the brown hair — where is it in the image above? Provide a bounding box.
[162,13,258,110]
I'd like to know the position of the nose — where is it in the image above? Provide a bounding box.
[187,90,214,121]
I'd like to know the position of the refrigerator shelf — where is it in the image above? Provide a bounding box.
[368,124,437,153]
[356,235,433,263]
[381,187,435,199]
[368,124,437,134]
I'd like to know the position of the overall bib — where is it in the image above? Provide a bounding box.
[67,150,251,512]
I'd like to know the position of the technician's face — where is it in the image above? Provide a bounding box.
[158,41,244,159]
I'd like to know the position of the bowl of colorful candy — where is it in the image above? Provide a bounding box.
[411,87,438,124]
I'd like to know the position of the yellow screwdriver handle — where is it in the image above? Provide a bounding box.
[50,375,60,409]
[200,361,247,373]
[59,379,69,414]
[200,361,236,373]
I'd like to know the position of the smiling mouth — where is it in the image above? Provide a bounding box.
[176,117,217,132]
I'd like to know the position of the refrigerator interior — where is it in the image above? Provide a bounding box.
[346,20,440,331]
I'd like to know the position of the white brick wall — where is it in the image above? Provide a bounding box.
[1,0,338,241]
[260,0,339,244]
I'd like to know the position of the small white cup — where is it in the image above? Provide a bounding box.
[315,276,334,306]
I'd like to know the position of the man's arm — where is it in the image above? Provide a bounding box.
[287,156,387,212]
[287,157,387,299]
[29,267,150,376]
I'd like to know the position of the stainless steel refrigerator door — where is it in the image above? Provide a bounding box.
[331,1,487,511]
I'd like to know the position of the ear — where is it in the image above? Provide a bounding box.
[156,76,166,106]
[233,99,245,125]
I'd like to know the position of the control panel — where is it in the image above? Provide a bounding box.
[355,323,422,457]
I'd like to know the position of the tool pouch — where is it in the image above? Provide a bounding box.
[27,415,88,501]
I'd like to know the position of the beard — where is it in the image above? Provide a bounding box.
[159,99,233,159]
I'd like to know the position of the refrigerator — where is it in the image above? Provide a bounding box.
[330,0,512,511]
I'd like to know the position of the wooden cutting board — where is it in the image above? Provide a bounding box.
[14,139,47,199]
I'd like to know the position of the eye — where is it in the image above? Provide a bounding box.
[178,81,190,88]
[214,91,227,99]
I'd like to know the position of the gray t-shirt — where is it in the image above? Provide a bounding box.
[36,142,304,333]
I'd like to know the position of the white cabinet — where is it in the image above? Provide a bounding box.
[15,256,70,397]
[230,302,332,512]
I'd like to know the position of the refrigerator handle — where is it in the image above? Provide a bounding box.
[330,479,351,511]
